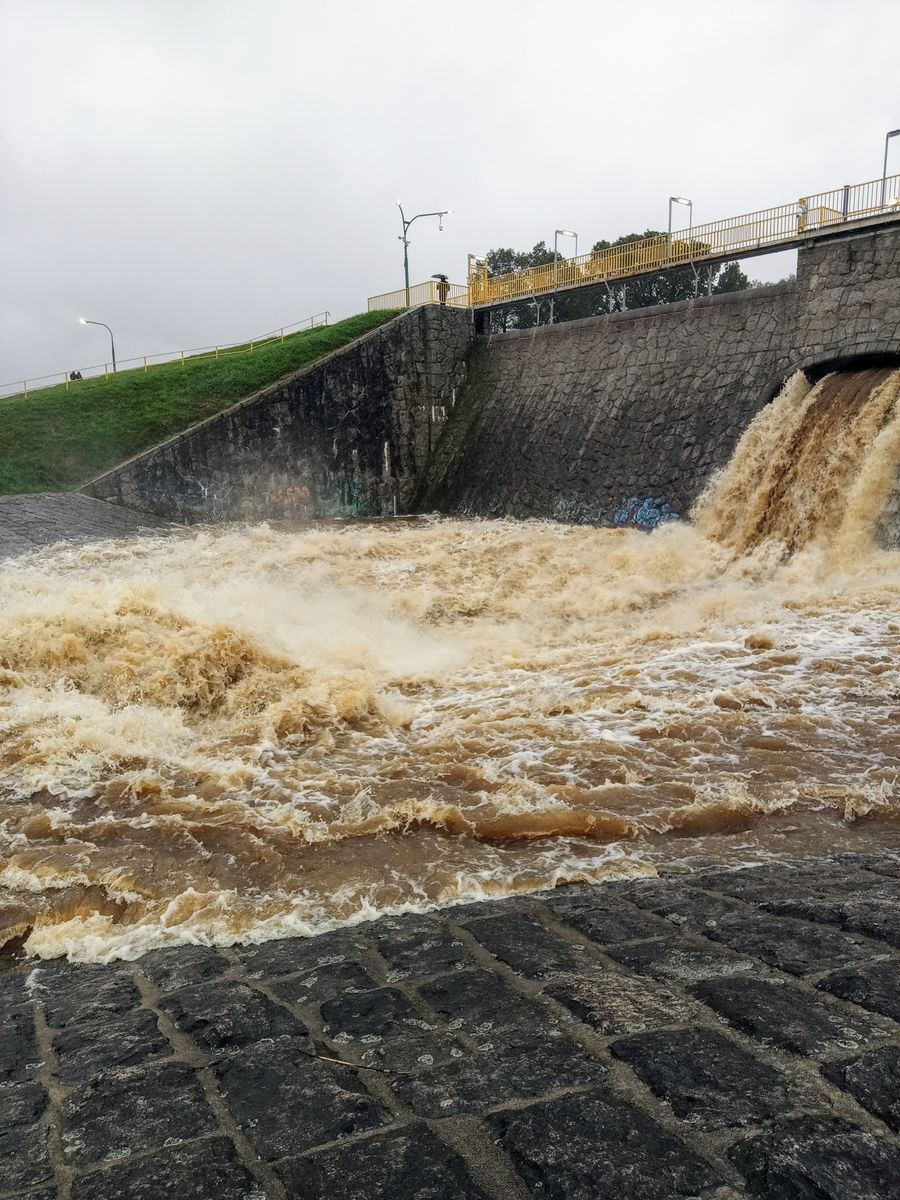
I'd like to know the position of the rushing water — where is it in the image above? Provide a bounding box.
[1,368,899,961]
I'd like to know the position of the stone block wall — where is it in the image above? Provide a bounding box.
[85,306,473,523]
[419,223,900,522]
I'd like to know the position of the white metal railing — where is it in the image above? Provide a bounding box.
[1,311,331,401]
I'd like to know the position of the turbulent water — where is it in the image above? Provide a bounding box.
[2,367,899,962]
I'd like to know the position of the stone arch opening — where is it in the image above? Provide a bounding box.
[760,350,900,407]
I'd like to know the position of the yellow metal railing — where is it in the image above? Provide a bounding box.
[367,280,469,311]
[467,172,900,306]
[1,311,331,401]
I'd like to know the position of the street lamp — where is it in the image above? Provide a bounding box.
[554,228,578,261]
[396,203,451,308]
[881,128,900,205]
[79,317,116,372]
[550,229,578,323]
[668,196,693,239]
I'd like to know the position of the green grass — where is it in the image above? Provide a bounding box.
[0,310,400,495]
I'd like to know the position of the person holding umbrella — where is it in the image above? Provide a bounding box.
[432,273,450,305]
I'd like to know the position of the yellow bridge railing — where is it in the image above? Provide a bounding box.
[468,172,900,306]
[367,279,469,311]
[1,311,331,401]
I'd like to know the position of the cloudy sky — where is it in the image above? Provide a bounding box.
[2,0,898,385]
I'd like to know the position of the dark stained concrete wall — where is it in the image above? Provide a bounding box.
[419,223,900,522]
[85,306,473,523]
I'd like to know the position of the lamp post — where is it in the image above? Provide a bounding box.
[882,128,900,205]
[396,203,450,308]
[550,229,578,324]
[668,196,693,243]
[79,317,116,372]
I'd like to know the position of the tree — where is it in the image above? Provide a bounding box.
[483,230,751,330]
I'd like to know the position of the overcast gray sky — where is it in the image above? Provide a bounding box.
[2,0,898,385]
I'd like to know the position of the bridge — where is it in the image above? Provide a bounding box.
[367,171,900,315]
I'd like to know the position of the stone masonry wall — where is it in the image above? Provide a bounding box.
[419,223,900,523]
[85,306,473,523]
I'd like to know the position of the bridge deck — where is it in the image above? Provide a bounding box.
[367,172,900,313]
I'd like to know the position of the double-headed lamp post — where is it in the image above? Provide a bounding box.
[79,317,116,372]
[396,203,451,308]
[882,128,900,204]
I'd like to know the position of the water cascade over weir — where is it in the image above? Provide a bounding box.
[1,367,899,962]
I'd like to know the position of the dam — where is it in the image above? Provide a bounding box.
[82,220,900,533]
[1,204,899,1200]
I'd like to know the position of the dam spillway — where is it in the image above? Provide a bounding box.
[2,366,899,960]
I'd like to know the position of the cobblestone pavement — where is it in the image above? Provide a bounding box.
[2,852,900,1199]
[0,494,168,558]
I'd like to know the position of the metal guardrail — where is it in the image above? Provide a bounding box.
[1,311,331,401]
[467,173,900,306]
[367,280,469,311]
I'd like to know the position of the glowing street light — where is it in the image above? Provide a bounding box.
[396,203,451,308]
[79,317,117,372]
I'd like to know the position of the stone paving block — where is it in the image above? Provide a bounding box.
[418,969,570,1039]
[830,852,900,878]
[321,985,433,1040]
[604,935,764,985]
[0,1121,52,1192]
[729,1114,900,1200]
[690,862,895,905]
[0,1080,52,1190]
[160,979,308,1054]
[822,1045,900,1131]
[489,1088,721,1199]
[542,895,671,944]
[213,1035,387,1159]
[276,1125,492,1198]
[52,1008,170,1082]
[605,879,737,919]
[320,985,464,1072]
[547,966,700,1036]
[699,911,880,975]
[611,1028,795,1129]
[137,945,229,993]
[463,912,593,980]
[692,976,894,1055]
[0,1007,40,1082]
[373,915,471,981]
[30,962,141,1028]
[817,958,900,1022]
[60,1061,215,1165]
[269,959,376,1007]
[70,1137,259,1200]
[761,898,900,949]
[0,973,28,1010]
[392,1029,604,1117]
[236,929,370,979]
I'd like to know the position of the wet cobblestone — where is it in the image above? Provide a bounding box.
[1,851,899,1198]
[0,493,168,557]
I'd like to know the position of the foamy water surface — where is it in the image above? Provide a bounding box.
[1,368,899,960]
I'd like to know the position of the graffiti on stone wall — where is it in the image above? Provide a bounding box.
[613,496,680,532]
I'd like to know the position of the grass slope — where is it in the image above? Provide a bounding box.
[0,311,398,495]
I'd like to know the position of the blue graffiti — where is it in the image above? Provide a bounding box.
[613,496,680,532]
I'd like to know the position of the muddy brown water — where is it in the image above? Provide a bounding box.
[1,368,899,961]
